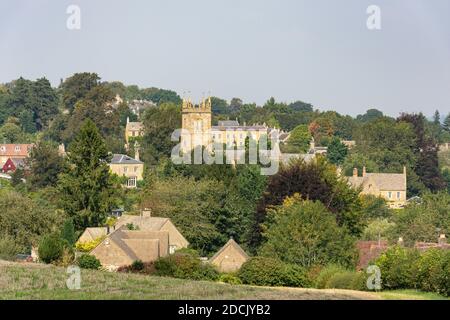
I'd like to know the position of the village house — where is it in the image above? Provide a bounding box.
[209,239,249,273]
[1,157,26,173]
[0,144,33,166]
[348,167,407,209]
[125,117,144,146]
[78,211,189,269]
[90,227,170,271]
[109,152,144,188]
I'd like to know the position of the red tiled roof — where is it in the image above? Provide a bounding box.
[0,144,33,158]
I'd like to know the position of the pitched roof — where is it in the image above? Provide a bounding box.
[348,173,406,191]
[115,215,169,230]
[126,122,143,131]
[82,227,108,241]
[0,144,33,157]
[217,120,240,127]
[110,154,143,165]
[209,239,249,262]
[99,227,169,261]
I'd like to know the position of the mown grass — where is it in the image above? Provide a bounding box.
[376,289,449,300]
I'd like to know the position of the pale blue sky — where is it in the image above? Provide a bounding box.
[0,0,449,117]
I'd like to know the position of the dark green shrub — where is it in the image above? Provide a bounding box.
[131,260,145,271]
[61,219,76,246]
[77,254,101,269]
[218,274,242,285]
[155,253,219,281]
[38,233,65,264]
[313,264,348,289]
[375,246,420,290]
[238,257,310,288]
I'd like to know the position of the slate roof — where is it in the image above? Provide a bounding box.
[217,120,240,127]
[110,154,143,165]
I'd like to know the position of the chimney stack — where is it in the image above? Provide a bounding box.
[398,237,404,246]
[353,168,358,178]
[362,166,367,177]
[142,208,151,218]
[439,234,447,246]
[403,166,407,175]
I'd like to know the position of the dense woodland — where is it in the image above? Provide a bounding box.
[0,73,449,283]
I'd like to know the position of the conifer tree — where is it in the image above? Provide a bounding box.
[58,119,118,230]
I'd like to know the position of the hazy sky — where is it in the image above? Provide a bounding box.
[1,0,449,117]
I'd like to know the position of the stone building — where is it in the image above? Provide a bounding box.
[180,97,277,153]
[125,117,144,146]
[348,167,407,209]
[209,239,249,273]
[109,153,144,188]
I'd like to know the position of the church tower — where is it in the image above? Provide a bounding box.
[181,96,212,152]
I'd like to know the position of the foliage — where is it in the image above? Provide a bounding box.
[77,254,101,270]
[0,236,20,260]
[218,274,243,285]
[238,257,310,288]
[141,102,181,164]
[0,190,65,253]
[75,236,105,252]
[61,219,76,246]
[154,252,219,281]
[250,157,363,250]
[27,140,65,189]
[326,270,368,291]
[389,192,450,246]
[376,247,450,297]
[312,264,349,289]
[60,72,100,112]
[327,137,348,165]
[259,196,358,268]
[361,218,396,241]
[284,124,311,153]
[375,246,420,290]
[38,233,66,264]
[58,119,120,230]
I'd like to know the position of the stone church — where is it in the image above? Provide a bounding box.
[180,97,279,153]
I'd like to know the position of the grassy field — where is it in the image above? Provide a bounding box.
[0,261,447,300]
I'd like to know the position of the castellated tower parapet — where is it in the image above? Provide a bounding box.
[182,96,212,113]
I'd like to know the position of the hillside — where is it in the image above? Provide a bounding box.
[1,260,447,300]
[0,260,379,300]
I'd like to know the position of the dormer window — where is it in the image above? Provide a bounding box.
[15,146,21,152]
[0,146,5,152]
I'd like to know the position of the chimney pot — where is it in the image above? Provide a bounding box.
[353,168,358,178]
[362,166,367,177]
[398,237,404,246]
[439,234,446,245]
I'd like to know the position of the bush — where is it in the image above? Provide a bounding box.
[75,236,105,252]
[38,233,66,264]
[131,260,145,271]
[326,271,368,291]
[77,254,101,269]
[415,249,444,293]
[154,252,219,281]
[375,246,420,290]
[313,264,348,289]
[218,274,242,285]
[117,261,156,274]
[0,236,20,261]
[238,257,310,288]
